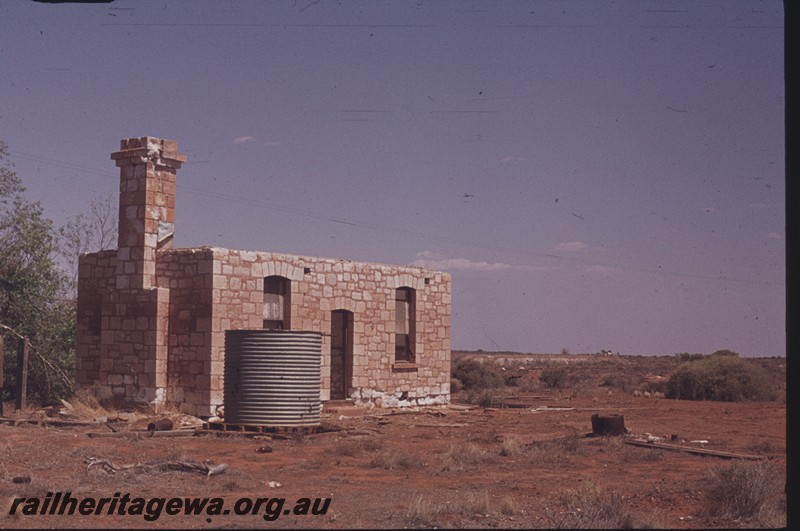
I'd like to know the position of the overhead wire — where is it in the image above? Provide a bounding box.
[10,149,784,287]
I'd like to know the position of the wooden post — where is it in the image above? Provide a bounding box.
[15,338,28,411]
[0,334,4,416]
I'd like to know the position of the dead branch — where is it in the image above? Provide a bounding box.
[31,349,75,392]
[86,457,119,474]
[85,457,229,477]
[0,323,75,392]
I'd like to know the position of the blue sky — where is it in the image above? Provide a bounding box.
[1,0,784,356]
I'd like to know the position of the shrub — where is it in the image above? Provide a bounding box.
[665,355,777,401]
[675,352,706,362]
[477,391,495,408]
[746,440,780,455]
[540,366,569,389]
[709,348,739,357]
[703,461,783,521]
[638,379,667,395]
[451,358,505,391]
[600,372,638,392]
[449,377,462,393]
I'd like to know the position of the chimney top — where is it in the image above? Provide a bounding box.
[111,136,186,167]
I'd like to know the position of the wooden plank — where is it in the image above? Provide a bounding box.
[193,429,273,439]
[0,334,4,417]
[412,422,468,428]
[15,338,28,411]
[623,439,767,460]
[0,417,100,427]
[87,430,198,439]
[494,402,534,409]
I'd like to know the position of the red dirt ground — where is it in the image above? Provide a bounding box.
[0,356,787,529]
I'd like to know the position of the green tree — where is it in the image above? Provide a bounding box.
[1,140,75,403]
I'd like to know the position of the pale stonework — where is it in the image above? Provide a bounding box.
[76,137,452,416]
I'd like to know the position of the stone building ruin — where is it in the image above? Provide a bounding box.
[75,137,452,416]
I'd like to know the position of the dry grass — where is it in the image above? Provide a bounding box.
[438,442,497,471]
[69,443,123,465]
[404,494,448,527]
[529,433,585,454]
[555,432,584,452]
[527,432,586,466]
[162,440,188,462]
[585,434,660,464]
[703,460,785,524]
[494,494,518,516]
[600,371,640,393]
[67,387,111,419]
[466,430,499,445]
[545,483,659,529]
[745,439,781,455]
[0,440,9,479]
[620,444,665,463]
[499,436,524,457]
[404,490,518,528]
[326,437,383,457]
[464,491,494,515]
[368,448,418,471]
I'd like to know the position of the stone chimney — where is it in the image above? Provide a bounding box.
[111,137,186,289]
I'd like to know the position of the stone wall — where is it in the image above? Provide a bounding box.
[75,249,117,386]
[75,136,452,417]
[76,248,169,405]
[208,247,452,411]
[79,245,452,415]
[156,248,215,412]
[75,137,185,407]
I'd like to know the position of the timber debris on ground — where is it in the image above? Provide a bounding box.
[85,457,229,477]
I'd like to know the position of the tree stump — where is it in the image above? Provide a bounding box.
[591,413,626,436]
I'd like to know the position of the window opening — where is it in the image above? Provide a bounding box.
[263,275,290,329]
[395,287,415,363]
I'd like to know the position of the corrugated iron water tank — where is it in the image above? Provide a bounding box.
[224,329,322,427]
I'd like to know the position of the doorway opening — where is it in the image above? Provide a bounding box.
[330,310,354,400]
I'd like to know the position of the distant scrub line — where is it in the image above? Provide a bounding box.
[451,349,779,403]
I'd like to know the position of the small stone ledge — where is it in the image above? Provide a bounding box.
[391,362,419,372]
